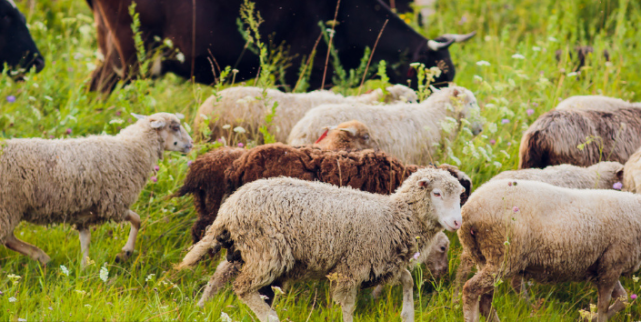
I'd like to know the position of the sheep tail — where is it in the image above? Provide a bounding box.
[175,233,220,270]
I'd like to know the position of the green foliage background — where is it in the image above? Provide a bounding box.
[0,0,639,321]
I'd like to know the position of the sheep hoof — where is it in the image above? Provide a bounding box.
[115,250,132,263]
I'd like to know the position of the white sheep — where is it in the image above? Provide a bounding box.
[193,84,417,143]
[460,179,641,322]
[623,147,641,193]
[556,95,640,111]
[491,161,624,189]
[287,86,483,165]
[0,113,192,266]
[178,168,464,322]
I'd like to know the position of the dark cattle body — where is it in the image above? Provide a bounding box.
[86,0,474,93]
[0,0,45,75]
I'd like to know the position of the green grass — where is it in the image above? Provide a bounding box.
[1,0,641,321]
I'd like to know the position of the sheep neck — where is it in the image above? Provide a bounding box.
[116,121,165,168]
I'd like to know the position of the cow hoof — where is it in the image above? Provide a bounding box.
[115,250,132,263]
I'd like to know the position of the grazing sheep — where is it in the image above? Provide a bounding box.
[313,120,374,151]
[288,86,483,165]
[0,113,193,266]
[518,107,641,169]
[556,95,640,111]
[454,161,624,298]
[177,143,472,243]
[459,179,641,322]
[178,169,464,322]
[193,84,417,142]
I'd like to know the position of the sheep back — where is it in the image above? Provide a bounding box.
[492,162,623,190]
[518,108,641,169]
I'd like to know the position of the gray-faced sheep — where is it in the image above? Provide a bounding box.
[460,179,641,322]
[287,86,483,165]
[177,143,472,244]
[518,106,641,169]
[454,161,624,298]
[0,113,193,266]
[178,169,464,322]
[193,84,417,143]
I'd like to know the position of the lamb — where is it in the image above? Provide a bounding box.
[177,143,472,244]
[556,95,640,111]
[0,113,193,266]
[287,86,483,165]
[454,161,624,298]
[178,169,464,322]
[193,84,417,143]
[459,179,641,322]
[518,106,641,169]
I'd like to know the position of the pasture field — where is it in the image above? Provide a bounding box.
[1,0,641,321]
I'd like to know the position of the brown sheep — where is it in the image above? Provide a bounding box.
[518,107,641,169]
[177,143,472,244]
[314,120,374,151]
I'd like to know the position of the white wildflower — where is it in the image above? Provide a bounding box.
[176,52,185,63]
[99,264,109,283]
[532,46,541,52]
[18,318,26,322]
[233,126,246,134]
[163,39,174,48]
[60,265,70,276]
[567,72,578,77]
[511,53,525,59]
[8,274,21,284]
[145,274,155,282]
[84,304,92,308]
[476,60,491,67]
[473,75,483,82]
[220,312,232,322]
[222,124,231,130]
[8,297,17,302]
[271,286,285,295]
[548,36,558,42]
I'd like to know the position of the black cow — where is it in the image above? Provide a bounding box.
[0,0,44,75]
[88,0,474,93]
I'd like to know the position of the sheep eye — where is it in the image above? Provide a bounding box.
[432,191,441,197]
[170,125,180,131]
[440,246,446,252]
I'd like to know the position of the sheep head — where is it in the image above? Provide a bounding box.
[424,232,450,279]
[132,112,194,153]
[431,86,484,136]
[315,120,375,151]
[396,168,464,232]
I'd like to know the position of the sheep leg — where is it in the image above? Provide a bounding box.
[371,284,385,300]
[332,284,357,322]
[594,279,618,322]
[453,250,475,301]
[462,266,498,322]
[237,291,279,322]
[4,233,51,265]
[479,290,500,322]
[197,260,242,307]
[511,276,530,301]
[77,228,91,267]
[116,210,140,263]
[604,280,627,320]
[400,268,415,322]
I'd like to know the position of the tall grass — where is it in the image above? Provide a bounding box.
[0,0,640,321]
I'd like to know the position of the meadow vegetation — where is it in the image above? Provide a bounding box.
[1,0,640,320]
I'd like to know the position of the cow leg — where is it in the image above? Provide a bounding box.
[79,228,91,268]
[463,266,499,322]
[400,268,415,322]
[116,210,140,262]
[197,260,242,307]
[5,232,51,265]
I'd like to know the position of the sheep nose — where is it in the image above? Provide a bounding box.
[453,220,461,229]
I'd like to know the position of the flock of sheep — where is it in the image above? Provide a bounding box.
[3,81,641,322]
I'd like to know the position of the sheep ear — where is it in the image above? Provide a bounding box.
[150,120,166,129]
[616,169,624,182]
[175,113,185,120]
[131,113,147,120]
[418,178,431,188]
[339,127,357,137]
